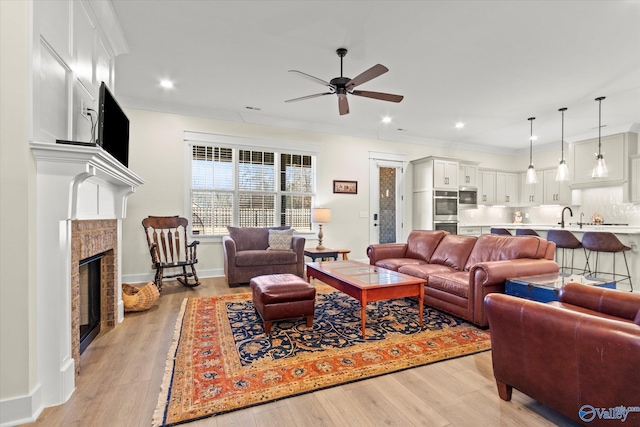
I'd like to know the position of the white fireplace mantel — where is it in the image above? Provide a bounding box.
[30,141,144,219]
[29,141,144,409]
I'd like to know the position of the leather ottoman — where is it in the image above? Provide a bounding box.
[250,274,316,334]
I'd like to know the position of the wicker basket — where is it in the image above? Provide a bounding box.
[122,282,159,312]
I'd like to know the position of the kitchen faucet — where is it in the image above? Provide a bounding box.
[560,206,573,228]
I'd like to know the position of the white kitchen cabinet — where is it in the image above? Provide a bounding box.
[631,155,640,203]
[412,190,432,230]
[478,170,496,205]
[571,133,634,187]
[434,159,459,189]
[412,157,458,191]
[496,172,519,206]
[459,226,482,236]
[543,169,571,205]
[520,171,543,206]
[459,163,478,187]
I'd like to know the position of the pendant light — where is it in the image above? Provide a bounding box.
[556,107,570,181]
[591,96,608,178]
[525,117,538,184]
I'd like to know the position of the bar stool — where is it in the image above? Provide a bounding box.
[582,232,633,291]
[490,228,512,235]
[515,229,539,236]
[546,229,585,275]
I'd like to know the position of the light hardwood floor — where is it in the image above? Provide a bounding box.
[26,277,580,427]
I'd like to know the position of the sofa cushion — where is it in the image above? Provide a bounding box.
[464,234,542,271]
[376,258,427,271]
[427,271,470,298]
[405,230,448,262]
[228,226,290,251]
[267,229,294,251]
[235,249,297,267]
[429,235,477,270]
[398,264,457,280]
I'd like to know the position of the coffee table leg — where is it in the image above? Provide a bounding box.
[419,284,424,329]
[361,294,367,339]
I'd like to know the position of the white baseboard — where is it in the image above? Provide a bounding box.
[0,384,43,427]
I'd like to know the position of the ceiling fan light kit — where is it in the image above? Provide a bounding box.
[525,117,538,184]
[286,48,404,115]
[592,96,608,178]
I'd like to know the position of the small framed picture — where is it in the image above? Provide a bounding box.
[333,180,358,194]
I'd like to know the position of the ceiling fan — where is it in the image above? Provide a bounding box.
[285,48,404,115]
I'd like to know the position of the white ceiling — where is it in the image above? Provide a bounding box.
[111,0,640,154]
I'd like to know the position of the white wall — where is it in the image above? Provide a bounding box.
[121,108,521,280]
[0,0,36,406]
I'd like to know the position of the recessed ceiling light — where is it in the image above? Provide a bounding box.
[382,116,392,124]
[160,80,174,89]
[455,122,465,129]
[530,135,538,141]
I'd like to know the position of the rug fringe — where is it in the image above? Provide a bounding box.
[152,297,189,427]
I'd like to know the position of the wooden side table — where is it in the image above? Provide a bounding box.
[337,249,350,260]
[304,248,339,261]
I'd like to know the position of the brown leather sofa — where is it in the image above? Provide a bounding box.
[222,226,305,287]
[366,230,557,327]
[485,284,640,426]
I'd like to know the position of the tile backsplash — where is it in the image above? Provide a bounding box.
[460,187,640,227]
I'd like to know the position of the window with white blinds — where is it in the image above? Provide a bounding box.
[189,142,315,236]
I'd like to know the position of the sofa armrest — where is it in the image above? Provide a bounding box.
[366,243,408,265]
[469,258,559,326]
[291,235,306,277]
[222,235,237,280]
[559,282,640,322]
[485,293,640,423]
[470,258,559,288]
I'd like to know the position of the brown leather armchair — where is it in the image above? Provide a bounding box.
[485,283,640,426]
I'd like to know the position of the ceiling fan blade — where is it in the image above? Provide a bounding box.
[285,92,333,103]
[338,94,349,115]
[346,64,389,89]
[351,90,404,103]
[288,70,333,88]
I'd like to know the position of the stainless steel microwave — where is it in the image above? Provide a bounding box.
[458,187,478,210]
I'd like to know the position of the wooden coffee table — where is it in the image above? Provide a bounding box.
[306,260,426,338]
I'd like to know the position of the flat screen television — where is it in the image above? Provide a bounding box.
[98,82,129,167]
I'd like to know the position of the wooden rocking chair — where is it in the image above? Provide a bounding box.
[142,216,200,292]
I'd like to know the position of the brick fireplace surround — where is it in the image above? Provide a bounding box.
[71,220,118,376]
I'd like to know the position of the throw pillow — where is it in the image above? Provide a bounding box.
[267,229,294,251]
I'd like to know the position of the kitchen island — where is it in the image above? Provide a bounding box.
[459,224,639,292]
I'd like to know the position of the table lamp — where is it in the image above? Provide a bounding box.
[311,208,331,250]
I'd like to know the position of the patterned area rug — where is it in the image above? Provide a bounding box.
[153,286,491,426]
